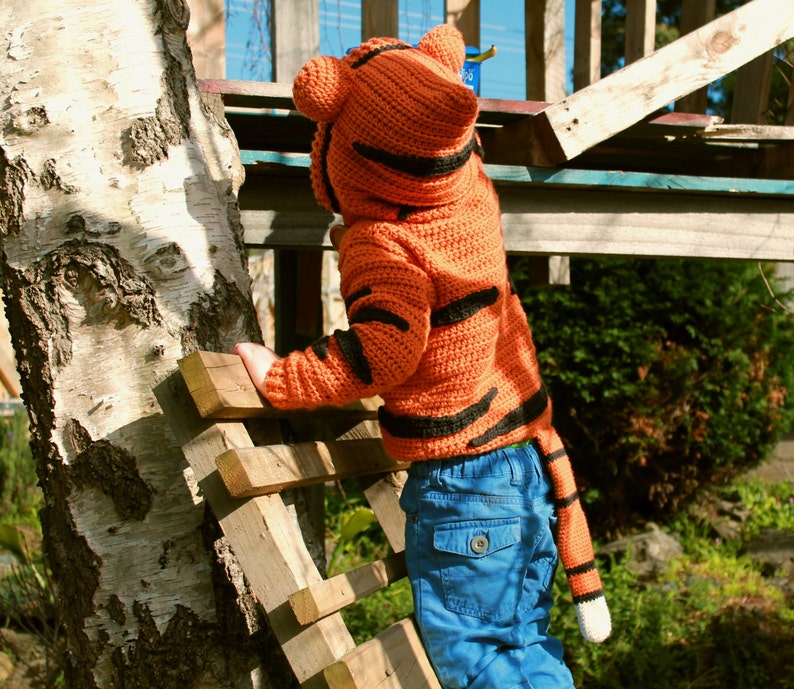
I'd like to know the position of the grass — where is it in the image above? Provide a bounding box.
[326,475,794,689]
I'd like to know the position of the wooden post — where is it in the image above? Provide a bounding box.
[525,0,566,102]
[524,0,569,284]
[625,0,655,64]
[362,0,399,39]
[675,0,715,113]
[446,0,480,46]
[185,0,226,79]
[573,0,602,91]
[732,51,774,124]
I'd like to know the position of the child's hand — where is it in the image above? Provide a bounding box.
[233,342,281,398]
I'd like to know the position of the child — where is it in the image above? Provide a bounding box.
[235,24,610,689]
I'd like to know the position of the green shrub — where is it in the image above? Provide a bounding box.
[512,258,794,535]
[0,408,39,524]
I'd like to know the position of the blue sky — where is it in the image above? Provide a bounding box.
[225,0,575,98]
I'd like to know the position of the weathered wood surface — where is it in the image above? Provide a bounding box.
[216,438,408,497]
[289,552,407,625]
[154,371,356,688]
[531,0,794,164]
[179,350,378,420]
[324,618,442,689]
[158,352,436,687]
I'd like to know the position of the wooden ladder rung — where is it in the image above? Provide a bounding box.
[216,439,410,497]
[324,617,441,689]
[289,552,408,625]
[178,350,379,420]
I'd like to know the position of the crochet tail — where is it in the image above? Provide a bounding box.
[536,428,612,643]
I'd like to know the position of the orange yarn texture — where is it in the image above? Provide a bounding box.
[267,23,611,641]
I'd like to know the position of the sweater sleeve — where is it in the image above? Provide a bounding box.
[265,223,434,410]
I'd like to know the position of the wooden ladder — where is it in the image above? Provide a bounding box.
[154,351,442,689]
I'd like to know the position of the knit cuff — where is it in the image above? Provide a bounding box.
[575,595,612,643]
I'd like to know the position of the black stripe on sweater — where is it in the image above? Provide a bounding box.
[349,307,409,331]
[469,385,549,447]
[555,491,580,509]
[566,560,597,577]
[334,329,373,385]
[352,136,479,178]
[431,286,500,327]
[319,123,340,214]
[379,387,498,439]
[573,589,605,605]
[351,43,412,69]
[311,336,330,360]
[344,287,372,311]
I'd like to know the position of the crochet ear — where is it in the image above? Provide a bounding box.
[417,24,466,74]
[292,55,353,123]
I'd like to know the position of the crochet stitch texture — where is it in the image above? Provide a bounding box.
[267,23,611,643]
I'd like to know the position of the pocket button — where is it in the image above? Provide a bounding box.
[470,535,489,554]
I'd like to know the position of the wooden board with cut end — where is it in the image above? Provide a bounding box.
[216,438,409,497]
[289,552,408,625]
[324,617,442,689]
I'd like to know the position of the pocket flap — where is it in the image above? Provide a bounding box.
[433,517,521,558]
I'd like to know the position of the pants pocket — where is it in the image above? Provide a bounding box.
[434,516,524,621]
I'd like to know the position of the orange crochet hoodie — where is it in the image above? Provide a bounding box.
[266,24,610,643]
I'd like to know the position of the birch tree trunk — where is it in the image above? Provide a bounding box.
[0,1,291,687]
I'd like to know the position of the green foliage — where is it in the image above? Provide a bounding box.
[555,477,794,689]
[0,409,40,525]
[512,258,794,534]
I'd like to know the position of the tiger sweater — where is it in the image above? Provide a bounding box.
[265,24,611,643]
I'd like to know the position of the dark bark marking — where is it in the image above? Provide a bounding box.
[0,149,33,236]
[182,271,262,353]
[66,419,154,522]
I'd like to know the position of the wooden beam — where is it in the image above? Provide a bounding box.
[496,185,794,261]
[525,0,566,101]
[573,0,601,91]
[288,552,407,625]
[625,0,655,64]
[732,51,774,124]
[324,617,442,689]
[531,0,794,164]
[216,439,409,497]
[362,0,398,39]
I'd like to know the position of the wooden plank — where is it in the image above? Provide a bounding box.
[573,0,601,91]
[362,0,398,38]
[216,439,409,497]
[497,185,794,260]
[359,471,407,554]
[531,0,794,164]
[625,0,655,64]
[324,617,441,689]
[178,350,378,420]
[178,350,267,418]
[525,0,566,101]
[153,371,355,688]
[289,552,408,625]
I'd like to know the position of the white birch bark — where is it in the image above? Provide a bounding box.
[0,1,283,686]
